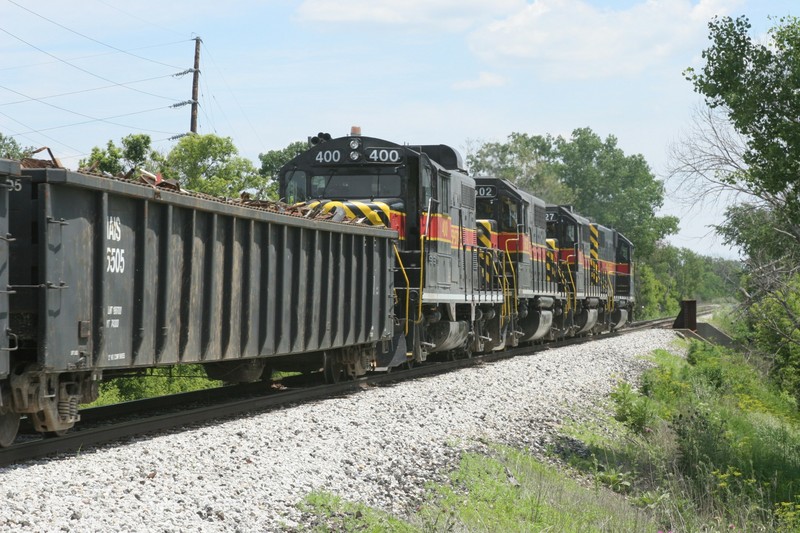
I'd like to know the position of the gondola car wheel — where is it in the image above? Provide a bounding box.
[0,407,20,448]
[323,352,347,384]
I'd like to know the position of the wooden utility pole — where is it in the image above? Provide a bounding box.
[190,37,202,133]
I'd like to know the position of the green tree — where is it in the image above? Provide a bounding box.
[468,128,679,260]
[551,128,678,259]
[164,133,260,197]
[257,140,307,200]
[716,204,800,267]
[467,133,573,204]
[679,16,800,400]
[685,15,800,240]
[750,273,800,402]
[0,132,32,159]
[635,263,679,319]
[81,134,164,175]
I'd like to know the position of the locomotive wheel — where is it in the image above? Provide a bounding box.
[323,352,347,384]
[0,407,20,448]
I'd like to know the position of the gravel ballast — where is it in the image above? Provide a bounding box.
[0,329,681,532]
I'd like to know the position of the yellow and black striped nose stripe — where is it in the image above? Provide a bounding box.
[546,239,557,283]
[589,224,600,284]
[308,200,391,227]
[478,250,492,285]
[477,220,493,248]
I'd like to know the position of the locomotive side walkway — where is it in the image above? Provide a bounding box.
[0,329,681,531]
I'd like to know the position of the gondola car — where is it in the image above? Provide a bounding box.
[0,158,394,444]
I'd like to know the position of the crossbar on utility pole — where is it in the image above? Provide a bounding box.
[191,37,202,134]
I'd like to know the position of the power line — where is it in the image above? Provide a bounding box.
[0,110,84,153]
[7,0,185,70]
[0,83,179,135]
[0,25,176,102]
[0,39,191,73]
[12,105,180,136]
[0,73,185,107]
[93,0,187,38]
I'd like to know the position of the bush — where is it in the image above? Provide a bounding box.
[87,365,221,406]
[610,381,655,434]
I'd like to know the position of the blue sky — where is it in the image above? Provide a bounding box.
[1,0,797,258]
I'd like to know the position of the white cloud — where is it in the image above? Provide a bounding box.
[452,71,507,90]
[296,0,525,32]
[467,0,744,80]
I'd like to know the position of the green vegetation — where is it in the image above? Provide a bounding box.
[76,132,306,200]
[0,132,34,159]
[299,341,800,532]
[635,245,742,319]
[85,365,222,406]
[581,342,800,531]
[301,446,658,532]
[676,15,800,405]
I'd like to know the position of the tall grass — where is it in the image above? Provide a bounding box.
[590,342,800,531]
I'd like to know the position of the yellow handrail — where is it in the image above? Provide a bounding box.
[565,254,577,314]
[504,237,519,320]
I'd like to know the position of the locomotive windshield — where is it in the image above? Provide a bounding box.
[311,173,401,199]
[284,168,402,203]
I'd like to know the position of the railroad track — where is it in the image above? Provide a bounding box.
[0,316,705,467]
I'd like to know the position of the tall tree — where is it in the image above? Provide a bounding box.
[468,128,678,260]
[467,132,573,204]
[257,141,308,200]
[81,134,164,175]
[0,132,33,159]
[684,15,800,241]
[552,128,678,259]
[164,133,260,197]
[679,15,800,400]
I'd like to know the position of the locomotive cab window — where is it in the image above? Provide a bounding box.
[420,163,433,211]
[617,240,631,262]
[439,173,451,214]
[500,196,518,232]
[476,199,494,221]
[310,172,401,199]
[562,222,577,247]
[285,170,308,203]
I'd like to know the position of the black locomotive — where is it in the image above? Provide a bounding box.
[278,128,635,367]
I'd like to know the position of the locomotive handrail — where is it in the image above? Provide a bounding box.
[564,254,577,314]
[418,197,438,322]
[1,330,18,352]
[505,236,519,316]
[392,243,410,335]
[0,285,16,295]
